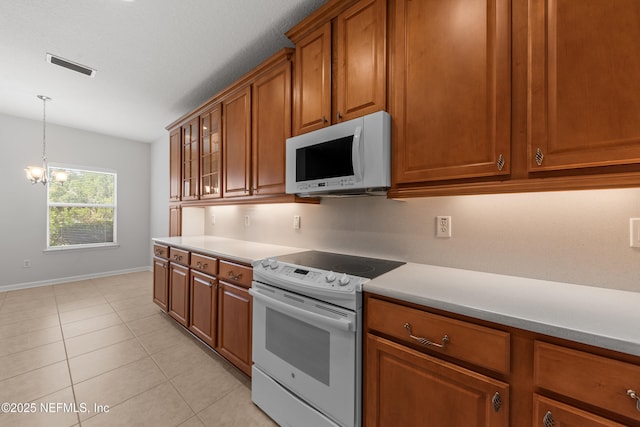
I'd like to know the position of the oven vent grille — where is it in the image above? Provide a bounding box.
[46,53,96,77]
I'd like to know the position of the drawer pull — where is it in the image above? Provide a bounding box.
[227,271,243,281]
[542,411,554,427]
[196,262,208,270]
[403,323,449,349]
[491,392,502,412]
[628,389,640,411]
[173,255,183,261]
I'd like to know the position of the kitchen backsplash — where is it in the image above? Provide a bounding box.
[181,188,640,293]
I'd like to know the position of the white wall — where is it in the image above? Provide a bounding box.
[0,113,151,289]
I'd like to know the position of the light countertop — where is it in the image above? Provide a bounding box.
[152,236,305,265]
[366,263,640,357]
[152,236,640,356]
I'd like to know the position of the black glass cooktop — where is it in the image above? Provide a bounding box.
[275,250,405,280]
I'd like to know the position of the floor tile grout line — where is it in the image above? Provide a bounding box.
[55,291,83,427]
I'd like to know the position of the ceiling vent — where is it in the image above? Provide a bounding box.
[46,53,96,77]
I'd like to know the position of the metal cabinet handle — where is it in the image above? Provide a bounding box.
[196,262,208,270]
[542,411,554,427]
[628,389,640,411]
[535,148,544,166]
[322,116,328,124]
[227,271,243,281]
[403,323,449,349]
[173,255,183,261]
[337,112,342,121]
[497,153,505,171]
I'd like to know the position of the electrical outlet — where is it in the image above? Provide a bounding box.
[244,215,250,227]
[293,215,301,229]
[436,216,452,238]
[630,218,640,248]
[210,214,216,225]
[23,259,31,268]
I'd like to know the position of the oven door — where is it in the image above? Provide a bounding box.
[250,282,358,427]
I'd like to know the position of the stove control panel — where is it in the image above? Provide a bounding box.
[255,258,365,294]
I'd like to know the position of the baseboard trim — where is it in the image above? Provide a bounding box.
[0,266,153,292]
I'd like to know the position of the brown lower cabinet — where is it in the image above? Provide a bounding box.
[153,245,253,377]
[364,293,640,427]
[217,281,252,376]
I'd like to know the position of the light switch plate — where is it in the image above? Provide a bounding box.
[630,218,640,247]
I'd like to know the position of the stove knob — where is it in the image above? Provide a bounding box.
[269,259,279,270]
[338,274,350,286]
[261,259,271,268]
[325,272,336,283]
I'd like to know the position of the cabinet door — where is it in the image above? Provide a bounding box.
[200,105,222,199]
[390,0,511,184]
[533,395,628,427]
[152,257,169,312]
[252,59,292,196]
[365,334,509,427]
[168,263,189,327]
[169,129,181,201]
[528,0,640,172]
[223,86,251,198]
[169,205,181,237]
[181,117,200,200]
[336,0,386,122]
[293,22,332,135]
[189,270,217,348]
[217,281,252,376]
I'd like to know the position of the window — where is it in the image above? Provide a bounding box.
[47,166,117,249]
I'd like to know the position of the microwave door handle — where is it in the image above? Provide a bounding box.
[352,125,363,181]
[249,288,352,332]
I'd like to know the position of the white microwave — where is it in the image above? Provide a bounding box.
[286,111,391,196]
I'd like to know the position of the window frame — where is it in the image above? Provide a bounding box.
[46,164,118,251]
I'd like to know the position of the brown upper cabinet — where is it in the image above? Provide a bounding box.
[169,129,181,201]
[222,85,252,198]
[181,117,200,201]
[252,59,292,196]
[288,0,386,136]
[528,0,640,173]
[200,104,222,200]
[390,0,511,185]
[166,49,311,210]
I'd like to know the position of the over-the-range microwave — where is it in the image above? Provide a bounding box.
[285,111,391,197]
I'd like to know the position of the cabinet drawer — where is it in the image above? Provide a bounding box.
[219,260,252,288]
[169,247,190,266]
[534,341,640,422]
[190,253,218,276]
[153,244,169,259]
[366,297,510,374]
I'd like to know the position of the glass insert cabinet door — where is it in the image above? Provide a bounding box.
[181,117,199,200]
[200,105,222,199]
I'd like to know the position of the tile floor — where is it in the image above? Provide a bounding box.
[0,271,277,427]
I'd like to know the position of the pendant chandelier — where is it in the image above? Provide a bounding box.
[25,95,67,185]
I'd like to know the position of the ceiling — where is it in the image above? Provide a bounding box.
[0,0,326,143]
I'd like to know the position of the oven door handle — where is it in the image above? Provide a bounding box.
[249,288,353,332]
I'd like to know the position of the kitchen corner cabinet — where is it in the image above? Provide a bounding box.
[528,0,640,173]
[364,293,640,427]
[289,0,386,135]
[217,260,253,376]
[390,0,511,185]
